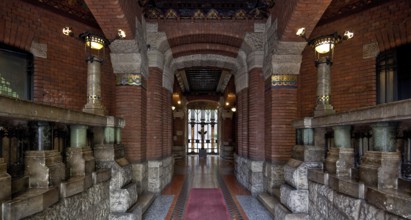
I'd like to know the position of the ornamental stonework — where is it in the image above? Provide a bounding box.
[271,74,298,88]
[116,73,143,87]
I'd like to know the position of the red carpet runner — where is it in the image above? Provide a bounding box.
[183,188,231,220]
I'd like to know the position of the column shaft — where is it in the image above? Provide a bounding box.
[314,58,335,116]
[83,58,106,115]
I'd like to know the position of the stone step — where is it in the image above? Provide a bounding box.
[109,192,155,220]
[135,192,155,214]
[257,192,309,220]
[110,181,138,213]
[2,187,59,220]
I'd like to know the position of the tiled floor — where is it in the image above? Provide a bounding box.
[151,155,262,220]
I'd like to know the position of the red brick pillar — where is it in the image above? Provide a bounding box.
[265,74,297,162]
[237,96,243,156]
[248,68,265,161]
[147,67,163,160]
[237,88,249,157]
[114,73,146,163]
[162,87,172,157]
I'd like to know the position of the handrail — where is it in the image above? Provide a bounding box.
[293,99,411,128]
[0,95,124,127]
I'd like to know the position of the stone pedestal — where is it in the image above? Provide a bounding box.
[132,163,148,194]
[25,150,66,188]
[359,151,401,189]
[66,147,95,177]
[147,156,173,193]
[325,147,354,177]
[263,160,285,195]
[0,158,11,218]
[235,155,264,195]
[94,143,140,219]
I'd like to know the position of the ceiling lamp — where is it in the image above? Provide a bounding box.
[62,27,126,51]
[79,31,109,50]
[296,27,354,64]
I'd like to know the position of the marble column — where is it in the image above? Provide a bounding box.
[314,57,335,116]
[25,122,65,188]
[83,57,106,116]
[325,125,354,176]
[67,125,95,180]
[360,122,400,189]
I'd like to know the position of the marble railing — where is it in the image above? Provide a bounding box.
[291,99,411,219]
[0,95,125,219]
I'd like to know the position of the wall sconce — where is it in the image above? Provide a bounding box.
[231,107,237,112]
[172,106,176,111]
[296,27,353,65]
[177,100,181,105]
[225,102,229,106]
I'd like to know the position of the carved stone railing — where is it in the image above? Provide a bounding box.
[290,99,411,219]
[0,95,127,219]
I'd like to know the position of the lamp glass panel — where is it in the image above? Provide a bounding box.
[315,42,334,54]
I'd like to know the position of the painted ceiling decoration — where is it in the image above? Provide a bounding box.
[139,0,276,20]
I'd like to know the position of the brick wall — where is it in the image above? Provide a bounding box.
[147,67,164,160]
[298,0,411,118]
[0,0,115,113]
[114,84,147,163]
[248,68,265,161]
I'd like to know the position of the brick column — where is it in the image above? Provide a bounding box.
[147,67,164,160]
[162,87,172,158]
[248,68,265,161]
[114,74,147,163]
[110,38,148,193]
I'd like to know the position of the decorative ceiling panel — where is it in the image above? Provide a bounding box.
[185,68,222,93]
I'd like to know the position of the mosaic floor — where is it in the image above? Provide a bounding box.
[144,155,273,220]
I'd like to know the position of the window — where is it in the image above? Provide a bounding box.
[377,43,411,104]
[0,43,33,100]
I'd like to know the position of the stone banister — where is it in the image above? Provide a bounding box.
[293,99,411,128]
[0,95,124,127]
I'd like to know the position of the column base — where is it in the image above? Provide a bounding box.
[314,107,335,117]
[83,102,107,116]
[25,150,66,188]
[325,147,354,177]
[147,156,174,193]
[235,155,264,195]
[66,147,95,176]
[0,158,11,218]
[359,151,401,189]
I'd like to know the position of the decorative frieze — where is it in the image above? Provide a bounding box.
[116,73,143,86]
[271,74,298,88]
